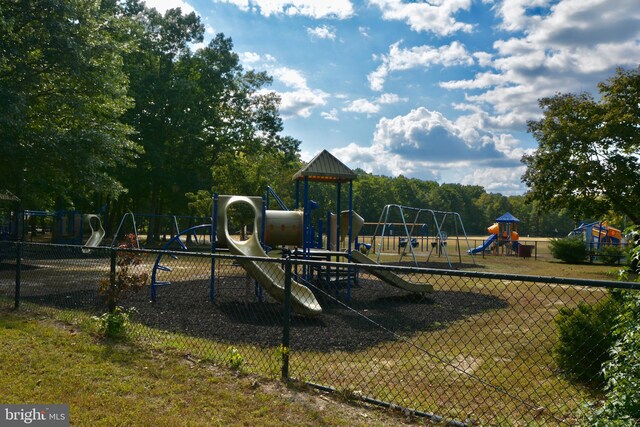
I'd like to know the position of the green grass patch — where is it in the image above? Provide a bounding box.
[0,309,413,426]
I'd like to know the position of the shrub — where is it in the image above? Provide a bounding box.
[553,292,623,384]
[99,234,148,311]
[93,307,131,339]
[226,346,244,371]
[598,245,625,265]
[549,236,589,263]
[588,291,640,425]
[96,234,148,338]
[227,346,244,371]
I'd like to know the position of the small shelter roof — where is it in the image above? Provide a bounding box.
[0,189,20,202]
[292,149,357,183]
[496,212,520,223]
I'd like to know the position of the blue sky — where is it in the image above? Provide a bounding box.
[145,0,640,195]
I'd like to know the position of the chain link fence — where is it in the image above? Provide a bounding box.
[1,240,638,425]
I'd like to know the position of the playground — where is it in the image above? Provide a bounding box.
[0,152,636,425]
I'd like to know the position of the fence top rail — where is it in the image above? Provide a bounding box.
[10,241,640,291]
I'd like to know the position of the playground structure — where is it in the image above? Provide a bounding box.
[151,150,432,315]
[368,204,475,268]
[0,190,21,242]
[0,189,106,250]
[469,212,520,256]
[111,212,214,249]
[569,221,623,251]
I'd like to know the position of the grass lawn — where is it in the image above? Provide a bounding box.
[0,310,417,426]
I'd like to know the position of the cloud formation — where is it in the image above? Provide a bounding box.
[369,41,474,91]
[269,67,329,118]
[144,0,195,14]
[443,0,640,129]
[369,0,474,35]
[307,25,337,40]
[331,106,531,192]
[343,93,407,115]
[216,0,354,19]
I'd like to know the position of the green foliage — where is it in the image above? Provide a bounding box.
[553,293,622,384]
[549,236,589,263]
[226,346,244,371]
[0,0,139,209]
[114,4,293,226]
[96,234,147,339]
[92,307,131,339]
[274,344,289,360]
[627,228,640,274]
[523,67,640,224]
[587,291,640,426]
[598,245,625,265]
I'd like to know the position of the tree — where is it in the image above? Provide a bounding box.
[522,67,640,224]
[113,3,292,234]
[0,0,139,210]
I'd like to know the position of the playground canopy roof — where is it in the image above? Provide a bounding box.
[496,212,520,223]
[0,189,20,202]
[292,149,357,183]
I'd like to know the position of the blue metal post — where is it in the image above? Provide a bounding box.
[303,177,310,278]
[210,194,218,303]
[336,182,341,252]
[256,195,266,302]
[326,210,334,295]
[347,180,353,302]
[317,219,323,249]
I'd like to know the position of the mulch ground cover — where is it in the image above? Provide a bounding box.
[9,258,507,352]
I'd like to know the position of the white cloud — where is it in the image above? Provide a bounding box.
[358,26,371,38]
[369,41,474,91]
[215,0,354,19]
[369,0,474,36]
[272,67,309,90]
[269,67,329,118]
[321,108,340,121]
[344,98,380,114]
[144,0,196,14]
[494,0,552,32]
[343,93,407,114]
[460,166,528,195]
[307,25,337,40]
[377,93,406,104]
[473,51,494,67]
[240,51,262,64]
[278,90,329,118]
[332,142,438,179]
[332,107,522,188]
[441,0,640,131]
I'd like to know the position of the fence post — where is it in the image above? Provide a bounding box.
[281,257,292,382]
[14,241,22,309]
[109,247,117,313]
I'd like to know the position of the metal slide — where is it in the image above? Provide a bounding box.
[82,214,105,254]
[467,233,497,254]
[218,195,322,317]
[350,250,433,293]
